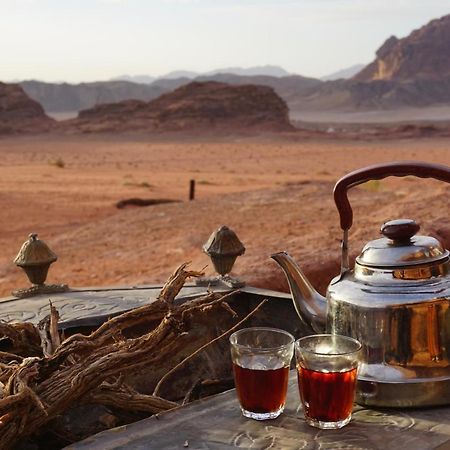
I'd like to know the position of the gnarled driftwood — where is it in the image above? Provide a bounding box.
[0,263,264,449]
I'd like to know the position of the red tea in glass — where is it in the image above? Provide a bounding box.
[297,366,357,423]
[233,363,290,415]
[295,334,361,429]
[230,328,294,420]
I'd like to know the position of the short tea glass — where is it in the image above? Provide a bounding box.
[295,334,361,429]
[230,327,294,420]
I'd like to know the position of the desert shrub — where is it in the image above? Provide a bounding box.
[123,180,154,189]
[361,180,382,192]
[197,180,217,185]
[49,157,65,168]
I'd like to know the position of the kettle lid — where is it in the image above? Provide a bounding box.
[356,219,449,268]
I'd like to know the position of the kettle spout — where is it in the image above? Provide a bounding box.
[271,251,327,333]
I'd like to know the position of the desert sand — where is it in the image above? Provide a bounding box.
[0,132,449,298]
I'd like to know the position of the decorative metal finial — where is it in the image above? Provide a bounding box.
[196,225,246,288]
[12,233,68,298]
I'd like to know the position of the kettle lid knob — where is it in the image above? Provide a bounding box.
[381,219,420,243]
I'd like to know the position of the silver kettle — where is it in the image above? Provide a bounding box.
[272,161,450,407]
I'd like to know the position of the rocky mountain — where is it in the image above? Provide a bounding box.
[68,81,294,133]
[293,14,450,112]
[21,80,166,113]
[0,82,54,134]
[321,64,365,81]
[354,14,450,82]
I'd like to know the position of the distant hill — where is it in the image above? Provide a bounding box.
[354,14,450,81]
[110,75,156,84]
[68,81,294,133]
[205,65,290,78]
[196,73,322,100]
[21,80,165,113]
[158,70,199,80]
[21,66,296,115]
[113,65,291,83]
[150,78,191,91]
[321,64,365,81]
[0,82,54,134]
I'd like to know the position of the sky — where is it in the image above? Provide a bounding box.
[0,0,449,83]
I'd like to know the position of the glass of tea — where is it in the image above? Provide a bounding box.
[230,327,294,420]
[295,334,361,429]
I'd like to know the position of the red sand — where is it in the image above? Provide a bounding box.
[0,133,448,297]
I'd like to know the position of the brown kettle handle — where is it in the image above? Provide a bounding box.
[334,161,450,231]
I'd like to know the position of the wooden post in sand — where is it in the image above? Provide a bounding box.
[189,179,195,201]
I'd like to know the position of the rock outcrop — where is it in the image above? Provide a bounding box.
[0,82,54,134]
[354,14,450,82]
[68,81,294,133]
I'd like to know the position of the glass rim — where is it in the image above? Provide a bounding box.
[295,333,362,356]
[230,327,294,352]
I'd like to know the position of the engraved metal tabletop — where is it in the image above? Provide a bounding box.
[0,284,291,329]
[65,371,450,450]
[0,284,226,328]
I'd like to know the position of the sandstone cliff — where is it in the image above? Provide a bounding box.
[354,14,450,82]
[69,81,294,133]
[0,82,54,134]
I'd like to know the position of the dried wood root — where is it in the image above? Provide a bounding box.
[0,263,257,449]
[0,321,42,358]
[37,301,60,357]
[89,382,178,414]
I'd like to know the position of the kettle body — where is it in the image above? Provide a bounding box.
[272,161,450,407]
[328,255,450,407]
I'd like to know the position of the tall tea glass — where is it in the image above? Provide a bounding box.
[295,334,361,429]
[230,327,294,420]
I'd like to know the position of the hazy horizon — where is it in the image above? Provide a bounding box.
[1,0,449,84]
[10,63,351,84]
